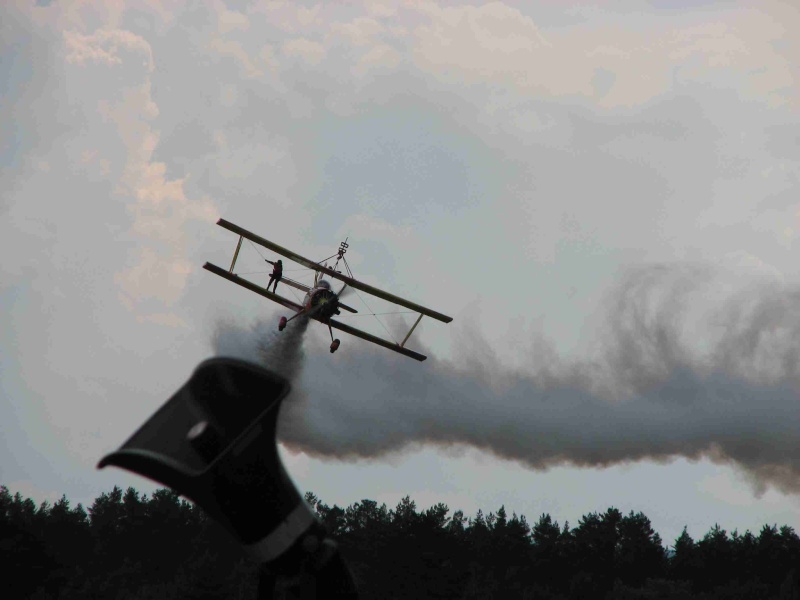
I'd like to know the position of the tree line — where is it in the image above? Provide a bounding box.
[2,484,799,599]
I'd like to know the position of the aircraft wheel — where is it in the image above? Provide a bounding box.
[330,339,340,353]
[278,316,287,331]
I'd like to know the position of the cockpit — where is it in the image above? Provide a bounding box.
[316,279,332,290]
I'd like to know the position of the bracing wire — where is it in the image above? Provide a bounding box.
[351,287,398,344]
[285,283,303,305]
[247,239,267,261]
[337,311,416,318]
[236,268,316,277]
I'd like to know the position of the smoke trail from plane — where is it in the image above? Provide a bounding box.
[212,264,800,496]
[212,315,309,382]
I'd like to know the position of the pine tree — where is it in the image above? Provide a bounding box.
[696,523,731,590]
[671,526,698,585]
[614,510,665,587]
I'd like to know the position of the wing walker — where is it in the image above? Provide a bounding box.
[203,218,453,361]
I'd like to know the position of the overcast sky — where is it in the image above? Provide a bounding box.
[2,0,800,546]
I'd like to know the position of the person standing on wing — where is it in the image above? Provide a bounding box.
[265,259,282,293]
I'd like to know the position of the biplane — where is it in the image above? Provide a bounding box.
[203,218,453,361]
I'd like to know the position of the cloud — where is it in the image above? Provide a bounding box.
[407,3,799,110]
[209,37,263,79]
[331,17,387,48]
[3,4,218,320]
[63,27,217,311]
[64,28,154,70]
[282,37,326,66]
[218,8,249,35]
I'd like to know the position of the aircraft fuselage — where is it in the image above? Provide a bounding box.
[302,283,340,323]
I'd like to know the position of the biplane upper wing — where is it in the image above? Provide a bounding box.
[216,219,452,323]
[328,319,427,362]
[203,262,304,313]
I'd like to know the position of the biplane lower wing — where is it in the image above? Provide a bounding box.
[203,262,304,313]
[328,319,427,362]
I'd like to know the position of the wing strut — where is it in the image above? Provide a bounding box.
[400,314,424,348]
[230,235,243,273]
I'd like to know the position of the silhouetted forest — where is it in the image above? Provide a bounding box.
[2,484,799,599]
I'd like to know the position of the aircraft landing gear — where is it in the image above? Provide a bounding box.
[278,316,287,331]
[326,322,340,353]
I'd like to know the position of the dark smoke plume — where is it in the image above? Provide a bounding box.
[212,315,309,382]
[212,264,800,496]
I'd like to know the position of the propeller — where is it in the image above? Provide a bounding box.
[334,283,358,313]
[304,282,357,318]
